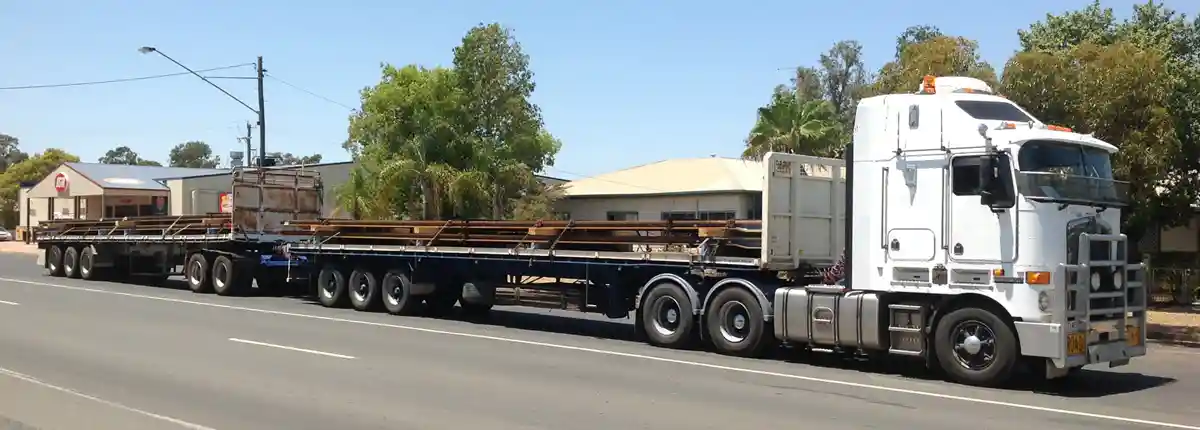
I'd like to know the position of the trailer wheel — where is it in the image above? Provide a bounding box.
[186,253,212,294]
[316,265,349,308]
[348,268,381,312]
[78,246,100,281]
[705,287,772,358]
[639,282,697,349]
[381,270,420,315]
[46,246,65,277]
[212,256,251,296]
[62,246,81,279]
[934,307,1019,387]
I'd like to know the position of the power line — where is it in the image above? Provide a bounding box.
[0,63,255,90]
[264,73,356,111]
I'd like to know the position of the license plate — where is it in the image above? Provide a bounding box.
[1126,325,1141,346]
[1067,332,1087,356]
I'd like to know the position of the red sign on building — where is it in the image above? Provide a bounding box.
[53,172,69,193]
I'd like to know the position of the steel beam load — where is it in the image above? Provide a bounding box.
[37,214,237,240]
[285,218,764,254]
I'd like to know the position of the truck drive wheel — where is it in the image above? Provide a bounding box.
[348,268,381,312]
[639,282,697,349]
[934,307,1019,387]
[46,246,64,277]
[78,246,99,281]
[212,255,251,296]
[706,287,772,358]
[381,269,420,315]
[62,246,81,279]
[186,253,213,294]
[316,265,349,308]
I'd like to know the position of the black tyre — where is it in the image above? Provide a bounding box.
[316,265,349,308]
[186,253,212,294]
[211,255,251,296]
[381,269,421,315]
[639,282,697,349]
[62,246,80,279]
[46,246,64,277]
[78,246,100,281]
[934,307,1019,387]
[348,268,382,312]
[705,287,773,358]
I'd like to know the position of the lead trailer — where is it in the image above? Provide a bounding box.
[36,168,324,295]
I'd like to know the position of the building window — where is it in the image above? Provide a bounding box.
[661,211,736,221]
[606,211,639,221]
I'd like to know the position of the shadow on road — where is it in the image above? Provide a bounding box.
[144,278,1178,398]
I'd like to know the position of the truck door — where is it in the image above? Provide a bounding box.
[947,153,1017,263]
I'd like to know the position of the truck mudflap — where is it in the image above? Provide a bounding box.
[1042,232,1147,371]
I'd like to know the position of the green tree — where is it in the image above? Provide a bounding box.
[274,153,323,166]
[453,23,560,218]
[344,64,483,220]
[741,86,842,160]
[168,141,220,168]
[1005,1,1200,238]
[510,182,566,221]
[99,146,161,166]
[0,133,29,172]
[870,35,997,96]
[894,25,944,58]
[0,148,80,226]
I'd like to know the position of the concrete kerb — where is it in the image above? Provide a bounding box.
[1,242,1197,345]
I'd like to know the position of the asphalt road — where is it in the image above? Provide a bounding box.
[1,253,1198,430]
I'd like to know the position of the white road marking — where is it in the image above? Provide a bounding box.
[0,300,18,306]
[1,276,1197,430]
[229,337,356,360]
[0,366,214,430]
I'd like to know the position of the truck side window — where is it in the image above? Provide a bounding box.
[951,156,984,195]
[952,154,1016,197]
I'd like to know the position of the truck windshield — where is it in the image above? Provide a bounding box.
[1014,140,1129,207]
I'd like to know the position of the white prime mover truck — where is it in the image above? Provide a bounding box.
[39,75,1146,388]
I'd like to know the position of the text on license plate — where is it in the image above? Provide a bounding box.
[1067,332,1086,356]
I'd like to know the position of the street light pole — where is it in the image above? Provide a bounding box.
[138,46,271,166]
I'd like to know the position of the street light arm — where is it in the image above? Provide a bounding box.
[141,47,258,114]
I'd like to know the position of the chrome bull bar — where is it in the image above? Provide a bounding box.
[1056,233,1147,368]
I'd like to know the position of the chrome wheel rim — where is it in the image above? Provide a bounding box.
[952,320,997,371]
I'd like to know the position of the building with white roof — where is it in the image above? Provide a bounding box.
[558,156,843,222]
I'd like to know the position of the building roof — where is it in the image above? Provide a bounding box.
[562,156,846,198]
[563,157,766,197]
[66,162,230,191]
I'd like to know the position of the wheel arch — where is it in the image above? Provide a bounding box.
[701,278,774,322]
[634,273,701,315]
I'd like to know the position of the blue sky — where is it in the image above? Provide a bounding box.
[1,0,1190,180]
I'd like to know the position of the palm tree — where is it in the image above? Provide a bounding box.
[741,89,844,161]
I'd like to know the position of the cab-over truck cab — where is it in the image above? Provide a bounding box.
[769,76,1145,387]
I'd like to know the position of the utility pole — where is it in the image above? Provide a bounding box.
[244,122,254,166]
[256,56,268,167]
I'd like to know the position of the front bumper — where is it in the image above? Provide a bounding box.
[1016,232,1148,370]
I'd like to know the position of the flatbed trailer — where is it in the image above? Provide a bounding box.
[35,168,323,295]
[282,153,848,360]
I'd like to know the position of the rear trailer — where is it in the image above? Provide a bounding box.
[285,154,846,358]
[35,168,323,296]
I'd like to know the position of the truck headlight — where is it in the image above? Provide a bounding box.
[1090,272,1102,291]
[1037,290,1051,312]
[1113,270,1124,290]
